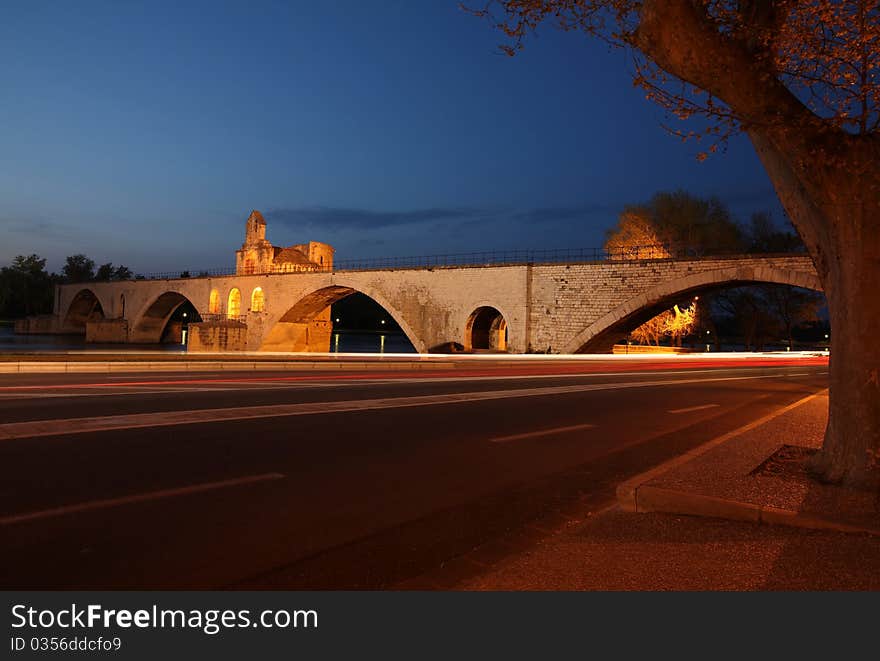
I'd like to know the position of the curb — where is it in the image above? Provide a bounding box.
[627,484,880,537]
[617,390,825,511]
[615,389,879,537]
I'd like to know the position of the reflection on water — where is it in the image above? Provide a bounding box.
[0,326,416,354]
[332,331,415,354]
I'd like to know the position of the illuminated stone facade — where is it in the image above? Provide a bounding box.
[235,210,334,275]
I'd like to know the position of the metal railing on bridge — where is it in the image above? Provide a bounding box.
[194,313,247,324]
[85,244,808,282]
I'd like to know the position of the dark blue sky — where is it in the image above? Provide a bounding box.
[1,1,783,273]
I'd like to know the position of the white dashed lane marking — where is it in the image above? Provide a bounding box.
[0,473,286,526]
[667,403,721,414]
[489,422,596,443]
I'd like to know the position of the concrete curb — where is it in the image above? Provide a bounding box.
[616,389,880,537]
[628,485,880,537]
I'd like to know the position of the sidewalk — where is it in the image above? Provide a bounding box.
[452,390,880,590]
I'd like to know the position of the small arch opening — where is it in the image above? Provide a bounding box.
[227,288,242,318]
[251,287,265,313]
[466,306,507,352]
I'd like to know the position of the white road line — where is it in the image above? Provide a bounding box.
[0,373,791,442]
[489,422,596,443]
[667,403,721,414]
[0,473,285,526]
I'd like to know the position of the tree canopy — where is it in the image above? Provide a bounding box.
[471,1,879,146]
[0,255,55,318]
[0,254,133,319]
[605,190,743,257]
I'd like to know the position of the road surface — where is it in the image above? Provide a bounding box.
[0,355,828,588]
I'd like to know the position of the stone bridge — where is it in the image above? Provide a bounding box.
[40,253,820,354]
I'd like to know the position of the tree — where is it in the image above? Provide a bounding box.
[607,191,744,256]
[714,287,781,350]
[629,311,668,346]
[745,212,803,254]
[630,302,697,347]
[474,1,880,486]
[95,263,115,281]
[62,254,95,283]
[0,255,55,318]
[763,284,822,349]
[94,263,133,281]
[605,208,671,259]
[113,265,133,280]
[740,213,824,348]
[666,302,697,346]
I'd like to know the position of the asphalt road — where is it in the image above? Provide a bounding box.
[0,356,829,589]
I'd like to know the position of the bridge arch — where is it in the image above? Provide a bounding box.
[260,284,425,353]
[464,306,508,352]
[63,288,107,331]
[130,291,203,343]
[562,265,823,354]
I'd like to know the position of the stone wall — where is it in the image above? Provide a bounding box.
[14,315,60,334]
[85,319,129,343]
[187,321,248,352]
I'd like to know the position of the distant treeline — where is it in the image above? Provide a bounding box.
[0,254,131,319]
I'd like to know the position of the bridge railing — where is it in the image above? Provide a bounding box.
[84,245,809,282]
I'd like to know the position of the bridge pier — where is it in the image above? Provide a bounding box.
[85,319,129,343]
[187,320,248,352]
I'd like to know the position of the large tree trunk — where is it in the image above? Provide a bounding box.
[633,0,880,487]
[750,130,880,487]
[818,268,880,487]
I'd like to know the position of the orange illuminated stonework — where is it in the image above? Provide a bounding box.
[234,210,334,275]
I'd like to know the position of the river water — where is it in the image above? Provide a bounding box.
[0,327,416,354]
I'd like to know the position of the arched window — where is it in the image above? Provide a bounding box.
[227,288,241,318]
[251,287,265,313]
[208,289,220,314]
